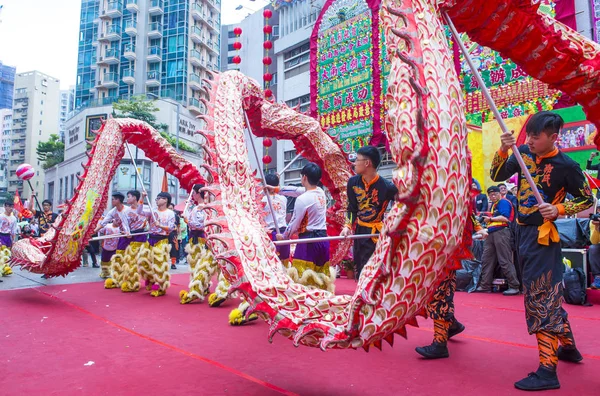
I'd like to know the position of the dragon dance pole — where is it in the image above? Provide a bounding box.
[278,151,304,176]
[443,12,544,205]
[89,231,152,242]
[243,111,281,235]
[272,233,378,246]
[124,142,158,224]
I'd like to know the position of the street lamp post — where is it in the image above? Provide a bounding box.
[146,93,182,204]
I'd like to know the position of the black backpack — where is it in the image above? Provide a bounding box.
[563,268,590,306]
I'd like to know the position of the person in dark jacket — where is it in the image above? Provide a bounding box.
[472,179,488,213]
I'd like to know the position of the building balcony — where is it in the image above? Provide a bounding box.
[190,26,202,44]
[148,21,162,39]
[123,69,135,85]
[124,44,136,60]
[191,3,206,21]
[206,0,219,12]
[103,48,121,64]
[146,71,160,87]
[106,0,123,18]
[205,18,219,34]
[90,57,98,68]
[147,45,161,62]
[188,97,204,115]
[125,20,137,36]
[190,49,202,67]
[148,0,164,16]
[105,24,122,41]
[189,73,202,91]
[125,0,139,13]
[101,72,119,88]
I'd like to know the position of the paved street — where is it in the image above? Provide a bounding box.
[0,261,191,291]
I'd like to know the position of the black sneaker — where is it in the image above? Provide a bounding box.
[514,367,560,391]
[557,346,583,363]
[171,265,177,270]
[415,342,449,359]
[448,320,465,339]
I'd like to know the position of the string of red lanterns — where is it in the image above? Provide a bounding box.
[232,26,242,65]
[262,8,273,167]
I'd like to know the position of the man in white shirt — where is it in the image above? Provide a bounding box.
[263,174,290,265]
[0,200,18,278]
[276,163,335,292]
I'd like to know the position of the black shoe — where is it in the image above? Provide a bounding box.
[92,264,100,268]
[415,342,449,359]
[557,346,583,363]
[171,265,177,270]
[448,320,465,339]
[503,288,520,296]
[514,367,560,391]
[41,274,47,279]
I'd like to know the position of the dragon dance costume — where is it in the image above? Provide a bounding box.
[345,174,398,278]
[101,205,148,292]
[280,186,334,292]
[180,203,219,304]
[418,214,483,357]
[139,206,176,297]
[0,212,17,277]
[491,145,593,376]
[98,224,119,279]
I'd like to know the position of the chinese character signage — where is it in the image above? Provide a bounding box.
[311,0,385,153]
[593,0,600,43]
[455,0,561,125]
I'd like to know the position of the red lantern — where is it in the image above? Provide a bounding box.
[233,27,242,36]
[264,89,273,97]
[232,55,241,64]
[262,155,272,164]
[263,138,273,147]
[233,41,242,50]
[263,40,273,50]
[262,57,272,65]
[263,25,273,34]
[263,9,273,18]
[263,73,272,82]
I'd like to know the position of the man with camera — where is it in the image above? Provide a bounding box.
[589,207,600,289]
[476,186,520,295]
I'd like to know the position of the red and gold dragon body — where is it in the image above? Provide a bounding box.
[10,0,600,350]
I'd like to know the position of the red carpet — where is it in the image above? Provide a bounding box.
[1,275,599,395]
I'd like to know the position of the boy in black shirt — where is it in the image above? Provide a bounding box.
[491,111,593,391]
[341,146,398,278]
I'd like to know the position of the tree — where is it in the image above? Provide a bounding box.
[37,134,65,169]
[112,96,197,153]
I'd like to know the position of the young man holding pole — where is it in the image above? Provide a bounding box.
[0,200,18,278]
[275,163,335,292]
[340,146,398,279]
[491,111,593,391]
[139,191,176,297]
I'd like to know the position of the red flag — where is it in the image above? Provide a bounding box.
[13,190,25,214]
[584,172,600,190]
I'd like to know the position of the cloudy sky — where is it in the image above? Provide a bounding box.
[0,0,270,89]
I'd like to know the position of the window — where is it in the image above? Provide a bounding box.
[228,30,236,39]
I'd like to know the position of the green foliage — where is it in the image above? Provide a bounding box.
[112,96,197,153]
[36,134,65,169]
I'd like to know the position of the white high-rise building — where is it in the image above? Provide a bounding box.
[0,109,12,201]
[220,4,279,173]
[59,87,76,142]
[9,71,61,198]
